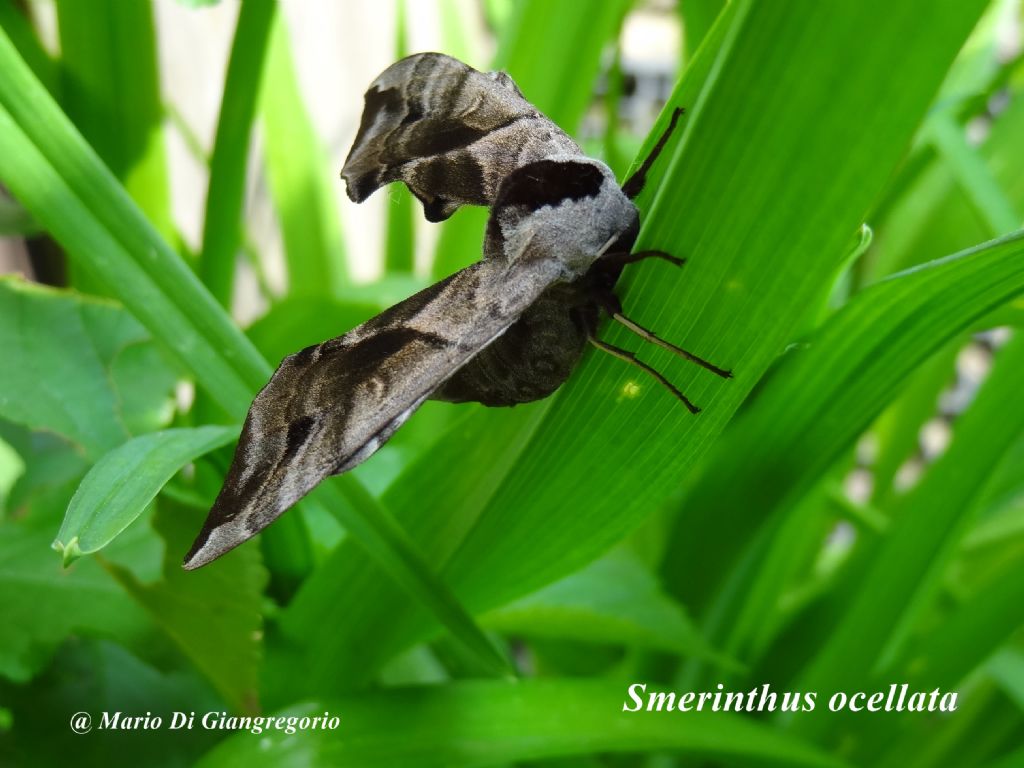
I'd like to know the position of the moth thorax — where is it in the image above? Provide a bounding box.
[495,158,640,276]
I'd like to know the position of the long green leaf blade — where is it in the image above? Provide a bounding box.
[196,679,845,768]
[198,0,276,307]
[795,333,1024,738]
[666,231,1024,660]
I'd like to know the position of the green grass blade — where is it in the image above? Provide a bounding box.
[55,0,173,243]
[54,426,238,565]
[443,0,989,630]
[667,231,1024,664]
[383,0,415,275]
[320,474,513,678]
[906,555,1024,692]
[929,111,1021,236]
[495,0,632,127]
[198,0,276,307]
[432,0,630,279]
[680,0,725,64]
[0,0,59,96]
[196,679,846,768]
[260,16,347,295]
[795,333,1024,737]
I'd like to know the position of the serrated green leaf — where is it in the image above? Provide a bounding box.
[0,277,175,459]
[0,518,149,682]
[106,505,267,712]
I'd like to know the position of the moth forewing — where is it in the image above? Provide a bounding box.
[183,255,572,569]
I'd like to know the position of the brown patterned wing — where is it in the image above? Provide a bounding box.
[340,52,581,222]
[183,255,565,569]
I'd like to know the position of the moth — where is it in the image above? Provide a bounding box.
[184,52,729,570]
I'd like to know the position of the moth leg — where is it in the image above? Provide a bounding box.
[601,249,686,270]
[588,336,700,414]
[591,289,733,380]
[613,314,733,379]
[621,107,685,199]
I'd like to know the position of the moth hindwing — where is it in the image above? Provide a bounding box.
[184,53,726,569]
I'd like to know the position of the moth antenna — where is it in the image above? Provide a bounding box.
[611,313,733,379]
[621,107,685,199]
[588,336,700,414]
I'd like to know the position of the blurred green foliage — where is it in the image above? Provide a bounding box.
[1,0,1024,766]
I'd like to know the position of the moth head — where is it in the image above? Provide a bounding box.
[488,157,639,276]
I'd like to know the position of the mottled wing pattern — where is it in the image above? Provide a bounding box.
[183,255,567,569]
[340,52,580,221]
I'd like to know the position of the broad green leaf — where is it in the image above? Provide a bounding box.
[54,426,237,565]
[444,0,987,633]
[0,276,176,459]
[106,506,267,713]
[481,551,726,663]
[0,639,221,767]
[196,679,845,768]
[0,518,149,682]
[0,423,88,515]
[108,340,180,436]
